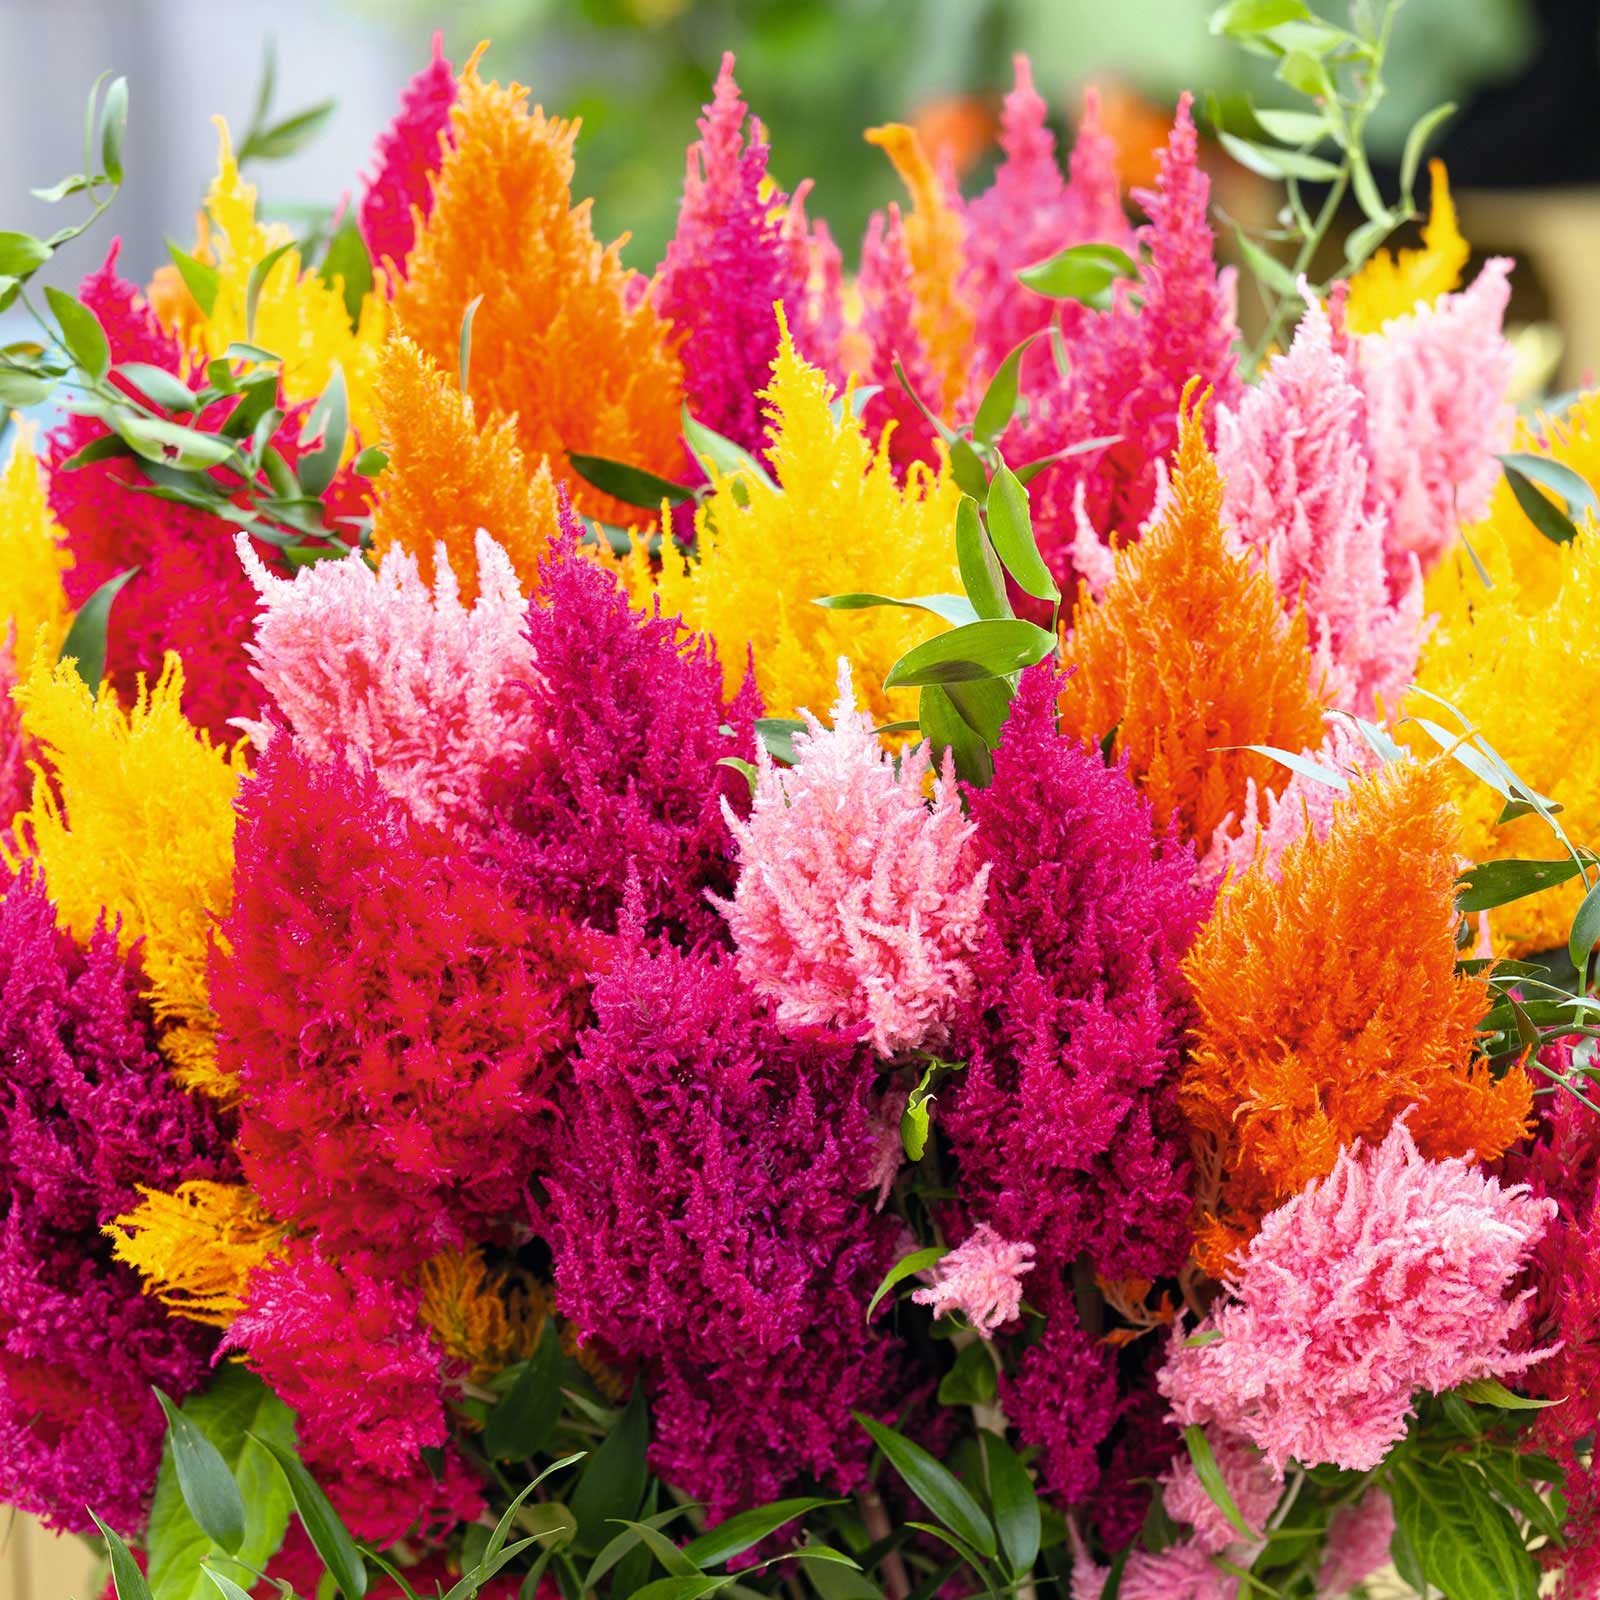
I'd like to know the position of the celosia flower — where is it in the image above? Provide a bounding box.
[1355,256,1514,589]
[1318,1490,1396,1596]
[104,1181,282,1328]
[1344,162,1469,333]
[547,929,908,1520]
[216,738,597,1268]
[945,665,1209,1285]
[393,54,685,527]
[0,654,26,878]
[416,1248,539,1382]
[1181,759,1532,1275]
[1160,1120,1554,1473]
[1072,1539,1236,1600]
[9,654,246,1097]
[999,1306,1119,1502]
[0,423,72,673]
[1216,295,1422,716]
[654,53,821,459]
[488,508,758,949]
[1057,384,1326,851]
[359,31,457,278]
[237,528,536,834]
[1160,1427,1279,1551]
[717,659,988,1055]
[648,313,961,729]
[911,1224,1034,1334]
[0,868,232,1533]
[368,334,561,602]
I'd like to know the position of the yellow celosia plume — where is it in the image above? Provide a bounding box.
[1344,161,1470,333]
[0,422,73,671]
[417,1248,541,1382]
[864,123,974,415]
[7,654,246,1096]
[370,334,561,601]
[644,313,961,729]
[104,1181,283,1327]
[191,120,388,441]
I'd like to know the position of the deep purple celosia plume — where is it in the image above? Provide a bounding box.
[0,869,232,1532]
[547,925,908,1520]
[358,31,457,279]
[487,510,759,948]
[215,738,597,1270]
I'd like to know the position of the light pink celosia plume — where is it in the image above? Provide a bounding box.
[1160,1427,1279,1552]
[1318,1490,1396,1596]
[1216,291,1422,716]
[1159,1118,1555,1474]
[912,1223,1036,1335]
[716,658,990,1056]
[236,528,536,834]
[1071,1530,1236,1600]
[1355,258,1516,589]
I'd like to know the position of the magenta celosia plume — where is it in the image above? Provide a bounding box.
[717,660,988,1056]
[911,1222,1035,1335]
[1161,1118,1554,1473]
[237,529,535,834]
[1000,1308,1119,1504]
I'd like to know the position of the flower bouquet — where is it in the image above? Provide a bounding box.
[1,4,1597,1599]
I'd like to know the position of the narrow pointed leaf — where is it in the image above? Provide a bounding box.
[865,1246,947,1321]
[59,566,137,694]
[92,1512,155,1600]
[251,1434,367,1598]
[984,464,1058,601]
[483,1317,564,1460]
[682,1498,843,1571]
[857,1415,997,1560]
[814,592,979,628]
[154,1387,246,1555]
[980,1432,1041,1580]
[955,496,1010,620]
[568,451,694,508]
[44,286,110,380]
[884,619,1056,689]
[972,337,1033,445]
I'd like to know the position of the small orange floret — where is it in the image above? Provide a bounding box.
[1057,381,1325,848]
[1180,758,1532,1277]
[393,61,685,528]
[370,334,560,600]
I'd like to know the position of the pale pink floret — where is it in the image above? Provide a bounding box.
[1356,258,1516,589]
[1161,1427,1280,1552]
[1217,293,1423,717]
[1318,1489,1396,1596]
[911,1223,1035,1334]
[236,530,536,834]
[1160,1119,1555,1474]
[717,659,990,1056]
[1072,1533,1236,1600]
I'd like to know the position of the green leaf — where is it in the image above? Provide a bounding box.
[1016,242,1136,306]
[683,407,778,492]
[319,220,373,330]
[1277,48,1334,101]
[44,286,111,380]
[118,361,200,413]
[153,1388,247,1555]
[0,368,57,407]
[814,591,979,628]
[1455,1377,1557,1410]
[682,1498,842,1571]
[60,432,133,471]
[239,101,336,164]
[296,364,348,499]
[984,464,1058,602]
[955,496,1012,621]
[1348,152,1388,224]
[1237,744,1348,791]
[439,1535,546,1600]
[1500,451,1600,519]
[607,1518,699,1578]
[251,1434,367,1598]
[1233,229,1297,298]
[1476,1455,1565,1542]
[865,1245,948,1321]
[568,450,694,508]
[1502,464,1579,545]
[100,76,129,185]
[246,242,296,344]
[1401,102,1457,200]
[857,1415,997,1560]
[31,172,90,203]
[474,1451,583,1581]
[92,1511,155,1600]
[1455,858,1584,914]
[890,357,957,446]
[920,684,995,789]
[570,1383,650,1554]
[944,675,1011,749]
[352,445,388,478]
[484,1316,564,1460]
[884,619,1057,689]
[167,242,220,318]
[1218,131,1341,182]
[59,566,137,695]
[948,437,991,502]
[937,1340,998,1407]
[0,232,52,277]
[626,1581,732,1600]
[979,1432,1040,1581]
[198,1571,254,1600]
[754,717,806,766]
[118,415,236,470]
[972,336,1033,446]
[719,755,759,792]
[1210,0,1311,35]
[1182,1426,1256,1541]
[1390,1455,1539,1600]
[1250,105,1328,144]
[1344,213,1398,269]
[905,1522,993,1579]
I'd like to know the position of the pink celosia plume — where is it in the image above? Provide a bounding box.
[1318,1490,1396,1596]
[717,659,989,1057]
[1160,1427,1279,1552]
[911,1223,1035,1335]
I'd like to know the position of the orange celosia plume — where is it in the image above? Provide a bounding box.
[392,52,686,528]
[1057,382,1325,849]
[370,334,561,600]
[1181,758,1532,1277]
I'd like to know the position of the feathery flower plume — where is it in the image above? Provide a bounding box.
[0,424,72,673]
[1216,295,1421,716]
[368,335,560,601]
[1072,1538,1235,1600]
[393,54,685,527]
[717,659,988,1055]
[911,1224,1034,1334]
[1160,1120,1554,1472]
[1318,1491,1396,1596]
[358,31,457,278]
[1344,161,1469,333]
[1057,385,1325,851]
[9,654,246,1097]
[416,1248,540,1382]
[1181,760,1532,1276]
[216,738,597,1268]
[237,529,535,834]
[1001,1306,1120,1502]
[649,313,960,728]
[1160,1428,1279,1551]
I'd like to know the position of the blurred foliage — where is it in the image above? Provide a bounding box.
[345,0,1534,272]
